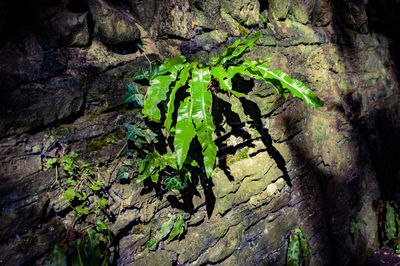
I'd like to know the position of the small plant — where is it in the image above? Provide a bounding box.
[45,225,110,266]
[46,151,109,218]
[147,213,186,251]
[286,228,311,266]
[349,217,367,243]
[45,151,112,265]
[124,31,323,185]
[377,201,400,253]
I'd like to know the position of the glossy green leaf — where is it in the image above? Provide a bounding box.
[159,56,186,73]
[67,178,76,185]
[245,62,324,107]
[90,185,100,191]
[96,198,108,209]
[76,192,86,200]
[75,205,89,215]
[96,217,108,230]
[124,83,144,107]
[190,67,217,177]
[63,188,75,201]
[147,238,158,251]
[143,75,176,122]
[143,56,186,122]
[295,228,311,265]
[286,234,300,266]
[174,97,196,169]
[45,158,58,168]
[44,244,68,266]
[169,214,185,241]
[184,156,199,167]
[136,174,149,183]
[117,167,130,180]
[70,151,79,158]
[150,65,167,80]
[123,160,133,166]
[160,215,176,239]
[210,65,243,97]
[162,153,178,170]
[125,123,147,141]
[151,172,159,183]
[136,151,167,183]
[164,175,187,190]
[211,31,261,66]
[165,62,192,131]
[386,201,397,240]
[133,67,149,81]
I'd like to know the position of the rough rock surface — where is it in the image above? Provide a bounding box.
[1,0,400,265]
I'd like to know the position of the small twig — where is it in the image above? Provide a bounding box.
[48,165,61,192]
[107,143,128,185]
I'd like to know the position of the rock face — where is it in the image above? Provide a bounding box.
[1,0,400,265]
[88,0,141,46]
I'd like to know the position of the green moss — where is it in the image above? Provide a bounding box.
[216,225,229,239]
[87,140,107,152]
[51,125,76,137]
[238,24,250,36]
[226,147,249,166]
[87,133,121,152]
[132,224,147,234]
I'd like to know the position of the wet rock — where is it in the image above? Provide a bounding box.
[0,75,83,138]
[193,0,221,29]
[259,19,328,46]
[167,220,229,264]
[221,0,260,26]
[126,0,157,30]
[111,209,140,235]
[118,231,150,265]
[220,9,242,36]
[88,0,140,46]
[269,0,291,20]
[126,249,177,266]
[0,218,65,266]
[158,0,193,39]
[312,0,333,26]
[49,10,90,47]
[0,166,55,243]
[193,29,228,51]
[291,0,315,24]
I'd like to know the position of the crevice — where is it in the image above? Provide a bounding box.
[274,130,303,143]
[66,0,89,13]
[113,218,141,243]
[259,0,269,13]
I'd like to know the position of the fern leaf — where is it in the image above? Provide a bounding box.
[165,63,192,131]
[211,31,261,66]
[159,56,186,74]
[286,234,300,266]
[267,70,323,107]
[142,56,187,122]
[211,65,243,97]
[174,97,196,169]
[143,75,176,122]
[247,63,324,107]
[190,67,217,177]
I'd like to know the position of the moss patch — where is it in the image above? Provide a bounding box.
[87,133,121,152]
[226,147,249,166]
[50,125,76,137]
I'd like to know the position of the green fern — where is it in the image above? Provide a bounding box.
[133,31,323,182]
